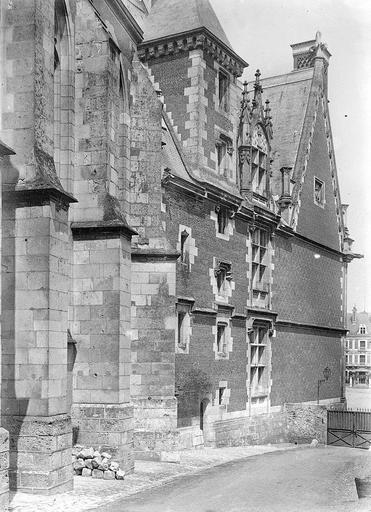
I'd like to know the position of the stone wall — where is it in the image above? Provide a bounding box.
[206,403,328,447]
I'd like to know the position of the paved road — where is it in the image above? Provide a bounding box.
[92,446,370,512]
[346,386,371,410]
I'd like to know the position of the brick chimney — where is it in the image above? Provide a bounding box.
[291,31,331,70]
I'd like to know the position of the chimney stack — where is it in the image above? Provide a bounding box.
[291,31,331,71]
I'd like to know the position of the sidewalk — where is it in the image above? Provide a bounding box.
[9,443,302,512]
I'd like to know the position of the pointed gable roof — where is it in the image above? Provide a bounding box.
[143,0,232,49]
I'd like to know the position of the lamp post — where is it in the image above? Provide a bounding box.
[317,366,331,405]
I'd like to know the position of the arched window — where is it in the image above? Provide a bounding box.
[54,0,73,192]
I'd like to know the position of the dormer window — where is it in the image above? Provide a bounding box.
[359,325,367,335]
[218,70,229,111]
[314,178,325,206]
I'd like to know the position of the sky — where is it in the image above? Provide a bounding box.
[211,0,371,313]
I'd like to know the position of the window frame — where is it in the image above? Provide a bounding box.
[176,301,193,352]
[218,69,229,112]
[314,177,325,207]
[216,322,228,356]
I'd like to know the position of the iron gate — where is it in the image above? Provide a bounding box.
[327,410,371,449]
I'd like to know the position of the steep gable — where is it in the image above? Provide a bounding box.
[296,99,341,251]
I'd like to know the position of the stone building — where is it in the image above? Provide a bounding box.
[0,0,361,501]
[346,308,371,386]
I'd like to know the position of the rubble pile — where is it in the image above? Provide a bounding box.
[72,446,125,480]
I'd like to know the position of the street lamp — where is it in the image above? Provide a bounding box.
[317,366,331,404]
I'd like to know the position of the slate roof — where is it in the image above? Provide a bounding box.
[143,0,232,50]
[260,69,313,171]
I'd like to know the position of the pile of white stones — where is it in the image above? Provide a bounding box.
[72,446,125,480]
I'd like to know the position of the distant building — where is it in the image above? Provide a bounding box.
[346,307,371,386]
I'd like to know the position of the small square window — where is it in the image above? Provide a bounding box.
[218,70,229,111]
[314,178,325,206]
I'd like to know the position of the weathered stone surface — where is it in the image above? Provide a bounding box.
[85,459,93,470]
[103,470,115,480]
[80,447,94,459]
[91,457,101,469]
[115,470,125,480]
[160,451,181,464]
[109,461,119,472]
[92,469,104,479]
[81,468,92,477]
[73,460,85,475]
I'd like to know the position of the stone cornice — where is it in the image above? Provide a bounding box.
[71,220,137,239]
[276,319,346,334]
[131,247,180,262]
[139,28,248,77]
[4,185,77,209]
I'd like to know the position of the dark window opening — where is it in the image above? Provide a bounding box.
[218,387,226,405]
[219,70,229,111]
[217,207,228,234]
[217,323,227,354]
[180,229,189,264]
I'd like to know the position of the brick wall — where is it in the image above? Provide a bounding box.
[271,325,342,406]
[273,235,343,328]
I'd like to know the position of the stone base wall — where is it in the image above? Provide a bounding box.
[285,403,328,444]
[206,403,329,448]
[0,427,9,511]
[133,397,177,431]
[134,425,204,460]
[71,403,134,473]
[207,412,288,448]
[2,414,72,494]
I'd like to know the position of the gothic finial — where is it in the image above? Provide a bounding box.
[315,31,322,45]
[253,69,263,107]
